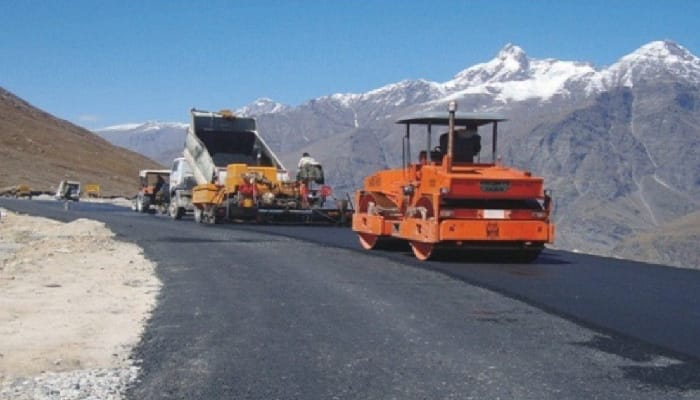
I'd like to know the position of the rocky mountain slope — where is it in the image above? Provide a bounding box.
[0,88,163,196]
[96,121,188,166]
[613,210,700,269]
[93,40,700,268]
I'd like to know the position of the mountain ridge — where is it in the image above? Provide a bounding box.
[92,40,700,268]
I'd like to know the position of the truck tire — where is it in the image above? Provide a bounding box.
[140,195,151,213]
[169,193,185,220]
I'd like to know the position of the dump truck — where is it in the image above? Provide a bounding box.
[185,108,349,224]
[352,101,555,261]
[133,169,170,213]
[166,156,196,219]
[55,180,81,201]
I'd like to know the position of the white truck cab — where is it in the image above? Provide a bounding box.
[55,180,81,201]
[167,157,196,219]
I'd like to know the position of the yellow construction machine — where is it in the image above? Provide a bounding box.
[184,109,350,224]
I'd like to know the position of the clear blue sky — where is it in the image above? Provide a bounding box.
[1,0,698,129]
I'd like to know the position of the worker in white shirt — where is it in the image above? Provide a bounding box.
[298,152,319,169]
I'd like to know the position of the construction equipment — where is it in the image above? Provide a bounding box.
[352,101,555,261]
[0,184,32,199]
[133,169,170,213]
[185,108,349,224]
[84,184,101,198]
[55,180,81,201]
[166,157,196,219]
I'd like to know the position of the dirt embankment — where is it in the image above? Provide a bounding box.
[0,207,161,398]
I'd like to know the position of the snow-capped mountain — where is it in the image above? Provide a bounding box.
[250,39,700,167]
[96,40,700,268]
[95,121,189,166]
[600,40,700,87]
[442,43,599,103]
[236,98,289,116]
[308,40,699,111]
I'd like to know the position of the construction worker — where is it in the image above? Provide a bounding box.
[297,152,324,184]
[439,126,481,163]
[418,150,428,165]
[298,152,318,169]
[153,175,166,201]
[154,175,165,194]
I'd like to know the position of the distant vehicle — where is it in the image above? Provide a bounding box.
[55,180,81,201]
[0,184,32,199]
[0,184,30,198]
[84,183,101,198]
[133,169,170,213]
[352,101,555,261]
[15,184,32,199]
[166,157,196,219]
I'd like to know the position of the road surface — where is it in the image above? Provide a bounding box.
[1,198,699,399]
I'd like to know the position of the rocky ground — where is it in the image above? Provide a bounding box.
[0,203,161,399]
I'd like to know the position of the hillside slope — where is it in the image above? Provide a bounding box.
[613,210,700,269]
[514,84,700,255]
[0,88,163,196]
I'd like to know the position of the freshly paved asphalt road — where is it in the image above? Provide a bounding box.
[2,198,699,399]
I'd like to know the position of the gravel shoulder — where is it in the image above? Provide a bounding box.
[0,206,161,399]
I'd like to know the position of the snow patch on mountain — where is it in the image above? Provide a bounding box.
[326,93,360,108]
[99,123,144,131]
[98,121,188,133]
[446,58,597,103]
[236,97,289,116]
[448,44,531,88]
[599,40,700,88]
[360,79,445,106]
[441,44,598,103]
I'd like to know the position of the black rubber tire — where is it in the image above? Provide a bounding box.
[139,195,150,213]
[168,193,185,220]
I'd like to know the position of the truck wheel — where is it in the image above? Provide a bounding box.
[169,196,184,220]
[203,208,218,224]
[140,196,151,213]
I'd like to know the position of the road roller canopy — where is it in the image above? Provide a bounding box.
[396,111,507,166]
[396,111,506,126]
